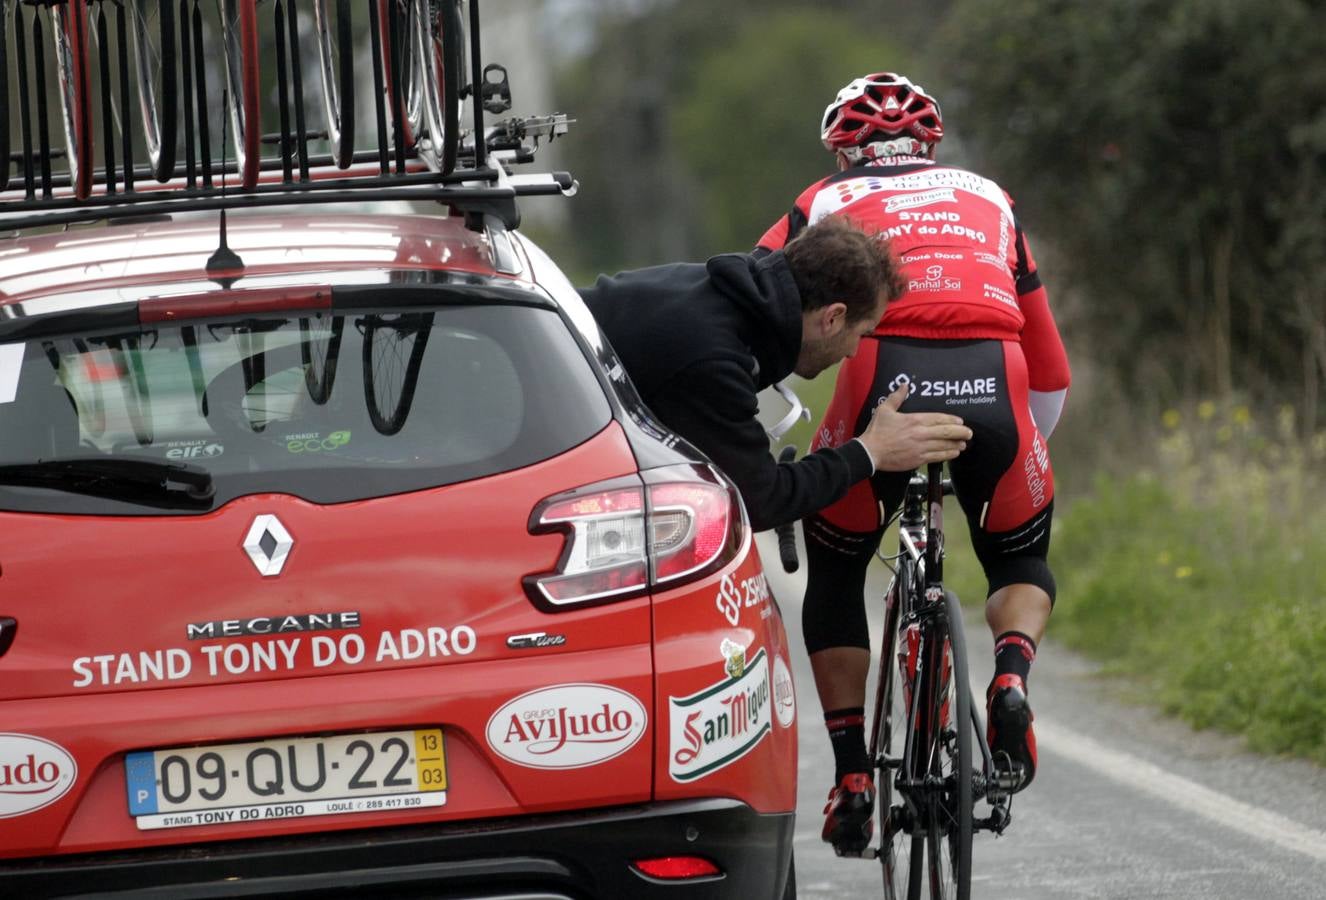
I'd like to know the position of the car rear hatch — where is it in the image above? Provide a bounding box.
[0,283,659,856]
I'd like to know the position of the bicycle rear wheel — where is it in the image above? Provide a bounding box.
[220,0,259,189]
[923,589,973,900]
[50,0,93,199]
[128,0,177,182]
[312,0,354,168]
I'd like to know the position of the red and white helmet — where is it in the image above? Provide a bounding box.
[821,73,944,162]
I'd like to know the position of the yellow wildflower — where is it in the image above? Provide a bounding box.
[1175,566,1193,579]
[1162,409,1181,430]
[1197,401,1216,420]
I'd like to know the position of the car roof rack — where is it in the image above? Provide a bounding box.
[0,0,574,234]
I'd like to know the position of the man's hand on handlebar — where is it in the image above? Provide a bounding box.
[858,383,972,472]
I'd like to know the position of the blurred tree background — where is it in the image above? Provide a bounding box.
[533,0,1326,464]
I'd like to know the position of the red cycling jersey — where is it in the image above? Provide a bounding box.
[757,158,1070,400]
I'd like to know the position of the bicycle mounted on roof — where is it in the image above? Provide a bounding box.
[0,0,574,234]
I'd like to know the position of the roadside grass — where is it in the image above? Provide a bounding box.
[777,377,1326,763]
[1048,401,1326,764]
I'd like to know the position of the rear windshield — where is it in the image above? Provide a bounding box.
[0,300,611,514]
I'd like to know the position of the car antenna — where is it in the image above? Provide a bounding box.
[206,89,245,282]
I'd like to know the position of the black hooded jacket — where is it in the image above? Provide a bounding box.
[580,250,874,531]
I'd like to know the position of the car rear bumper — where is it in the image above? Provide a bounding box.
[0,798,794,899]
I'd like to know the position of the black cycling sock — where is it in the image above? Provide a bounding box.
[824,707,870,782]
[992,631,1037,688]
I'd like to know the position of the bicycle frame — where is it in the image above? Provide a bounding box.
[869,463,1010,899]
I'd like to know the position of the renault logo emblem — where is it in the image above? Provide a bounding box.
[242,514,294,577]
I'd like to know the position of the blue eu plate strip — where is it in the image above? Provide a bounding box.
[125,752,159,815]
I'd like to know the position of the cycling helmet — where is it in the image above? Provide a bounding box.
[821,73,944,161]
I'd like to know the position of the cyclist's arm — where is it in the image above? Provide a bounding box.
[1013,225,1070,437]
[755,183,821,254]
[647,359,873,533]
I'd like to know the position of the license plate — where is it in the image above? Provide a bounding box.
[125,728,446,831]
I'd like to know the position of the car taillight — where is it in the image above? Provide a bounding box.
[525,464,744,608]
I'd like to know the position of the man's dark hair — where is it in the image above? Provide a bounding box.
[783,215,904,321]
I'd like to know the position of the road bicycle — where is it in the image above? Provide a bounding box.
[866,462,1014,899]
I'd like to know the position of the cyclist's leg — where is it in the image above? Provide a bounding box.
[802,337,904,850]
[946,339,1056,790]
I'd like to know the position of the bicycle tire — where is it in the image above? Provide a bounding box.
[128,0,177,182]
[873,573,922,900]
[923,589,973,900]
[0,11,9,191]
[410,0,462,175]
[300,316,344,406]
[312,0,355,168]
[220,0,260,189]
[377,0,422,148]
[50,0,93,199]
[362,314,432,436]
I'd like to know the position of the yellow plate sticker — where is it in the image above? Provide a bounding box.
[415,728,447,792]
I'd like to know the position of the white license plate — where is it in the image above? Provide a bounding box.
[125,728,446,831]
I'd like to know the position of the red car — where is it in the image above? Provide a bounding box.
[0,3,799,892]
[0,204,800,896]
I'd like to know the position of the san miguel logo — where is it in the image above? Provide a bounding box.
[669,648,772,782]
[0,734,77,818]
[485,684,647,770]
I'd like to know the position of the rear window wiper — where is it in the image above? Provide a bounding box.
[0,458,216,510]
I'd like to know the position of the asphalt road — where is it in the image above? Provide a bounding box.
[758,530,1326,900]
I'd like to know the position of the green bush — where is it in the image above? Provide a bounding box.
[1048,401,1326,763]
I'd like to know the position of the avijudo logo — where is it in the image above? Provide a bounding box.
[0,735,77,819]
[486,684,647,770]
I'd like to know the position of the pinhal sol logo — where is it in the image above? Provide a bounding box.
[486,684,647,770]
[0,734,77,818]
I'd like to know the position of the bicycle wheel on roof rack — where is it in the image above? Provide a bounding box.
[220,0,260,189]
[312,0,354,168]
[50,0,94,199]
[128,0,177,182]
[410,0,462,175]
[377,0,423,149]
[1,11,9,191]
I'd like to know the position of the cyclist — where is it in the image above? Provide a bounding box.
[580,214,973,532]
[754,73,1071,852]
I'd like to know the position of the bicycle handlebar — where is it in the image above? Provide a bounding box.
[774,445,800,574]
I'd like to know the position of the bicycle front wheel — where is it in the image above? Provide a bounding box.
[312,0,354,168]
[873,575,923,900]
[923,589,973,900]
[362,313,433,436]
[50,0,93,199]
[220,0,260,189]
[410,0,462,174]
[129,0,177,182]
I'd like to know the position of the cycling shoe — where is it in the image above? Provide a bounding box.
[987,673,1037,793]
[822,771,875,853]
